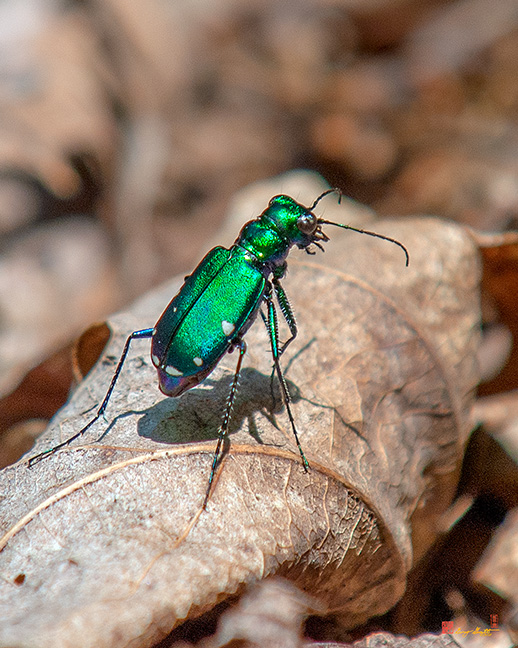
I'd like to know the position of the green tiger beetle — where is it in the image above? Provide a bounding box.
[28,189,409,506]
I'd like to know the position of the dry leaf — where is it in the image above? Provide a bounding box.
[311,631,462,648]
[0,344,73,469]
[207,577,314,648]
[0,189,480,647]
[475,232,518,394]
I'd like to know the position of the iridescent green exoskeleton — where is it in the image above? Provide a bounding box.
[28,189,409,507]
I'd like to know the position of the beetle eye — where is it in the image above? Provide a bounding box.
[297,213,317,234]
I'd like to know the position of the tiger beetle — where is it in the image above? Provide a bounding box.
[28,189,409,507]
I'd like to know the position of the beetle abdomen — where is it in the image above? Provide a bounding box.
[153,248,265,396]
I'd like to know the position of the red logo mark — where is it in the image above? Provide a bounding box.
[442,621,454,634]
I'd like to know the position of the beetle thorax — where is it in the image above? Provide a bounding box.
[234,195,318,272]
[235,218,292,271]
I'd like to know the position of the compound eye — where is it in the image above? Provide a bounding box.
[297,212,317,234]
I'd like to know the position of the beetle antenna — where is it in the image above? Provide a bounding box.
[319,219,409,266]
[309,188,342,211]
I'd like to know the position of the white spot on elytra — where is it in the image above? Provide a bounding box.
[165,365,183,376]
[151,354,160,366]
[193,357,203,366]
[222,320,235,336]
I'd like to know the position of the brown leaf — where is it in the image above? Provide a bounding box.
[206,577,314,648]
[0,344,73,469]
[0,192,480,647]
[475,231,518,394]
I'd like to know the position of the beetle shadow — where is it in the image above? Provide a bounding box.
[136,367,303,447]
[281,336,369,448]
[299,393,370,450]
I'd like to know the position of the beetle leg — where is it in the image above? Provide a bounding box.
[259,306,279,411]
[272,277,298,358]
[204,337,247,508]
[261,278,299,411]
[265,288,309,473]
[28,328,155,466]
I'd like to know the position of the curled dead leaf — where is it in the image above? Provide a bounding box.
[0,191,480,647]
